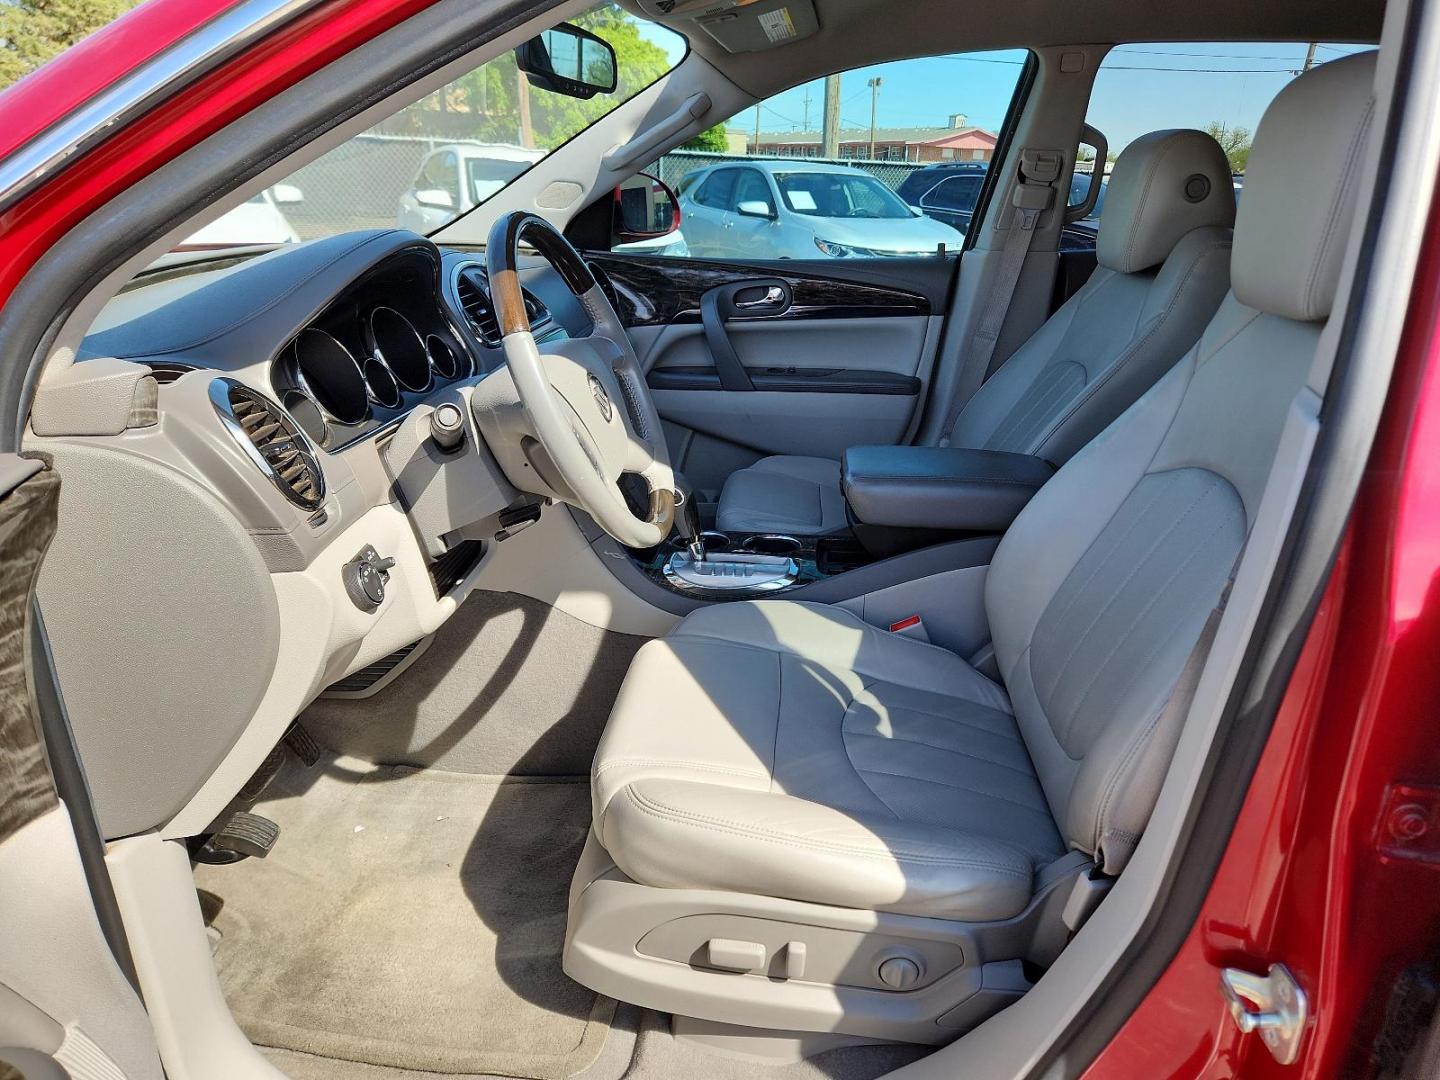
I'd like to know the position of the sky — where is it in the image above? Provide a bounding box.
[701,41,1375,151]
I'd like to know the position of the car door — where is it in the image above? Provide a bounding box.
[724,168,781,259]
[0,457,163,1080]
[680,168,737,259]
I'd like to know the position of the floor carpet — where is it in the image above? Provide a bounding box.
[195,756,613,1079]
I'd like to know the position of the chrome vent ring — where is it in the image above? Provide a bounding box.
[210,377,326,512]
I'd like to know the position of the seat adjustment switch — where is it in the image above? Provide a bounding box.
[704,938,766,972]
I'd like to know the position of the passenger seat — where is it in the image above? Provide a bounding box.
[716,128,1238,536]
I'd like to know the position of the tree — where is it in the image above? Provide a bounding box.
[0,0,139,89]
[1204,120,1252,174]
[428,5,673,150]
[679,124,729,153]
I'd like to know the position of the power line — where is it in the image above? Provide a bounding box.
[1115,47,1327,61]
[932,54,1328,73]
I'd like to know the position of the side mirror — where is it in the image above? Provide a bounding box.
[270,183,304,205]
[415,189,456,211]
[613,172,680,243]
[516,22,617,101]
[736,200,775,220]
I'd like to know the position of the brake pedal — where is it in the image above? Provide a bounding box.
[195,811,280,864]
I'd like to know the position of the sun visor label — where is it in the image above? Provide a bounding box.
[758,7,798,42]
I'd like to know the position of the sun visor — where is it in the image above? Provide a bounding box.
[690,0,818,53]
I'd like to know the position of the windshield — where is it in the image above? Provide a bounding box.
[774,172,915,220]
[195,2,685,247]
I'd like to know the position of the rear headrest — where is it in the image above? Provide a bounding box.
[1096,129,1236,274]
[1233,50,1377,322]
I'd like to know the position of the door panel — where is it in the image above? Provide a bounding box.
[0,459,163,1080]
[589,253,953,500]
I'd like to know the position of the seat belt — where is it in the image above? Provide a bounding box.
[938,148,1062,447]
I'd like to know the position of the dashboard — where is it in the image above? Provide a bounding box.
[32,228,579,841]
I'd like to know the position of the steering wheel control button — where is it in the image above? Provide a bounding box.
[343,544,396,613]
[430,402,466,452]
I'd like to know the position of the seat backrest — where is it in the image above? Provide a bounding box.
[985,51,1377,873]
[944,129,1235,464]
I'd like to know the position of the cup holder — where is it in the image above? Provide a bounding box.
[742,534,803,556]
[699,531,732,552]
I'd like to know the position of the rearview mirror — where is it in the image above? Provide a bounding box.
[516,23,617,101]
[736,200,775,220]
[613,172,680,242]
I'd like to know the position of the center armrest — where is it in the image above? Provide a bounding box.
[842,446,1055,533]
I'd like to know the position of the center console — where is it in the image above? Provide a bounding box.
[637,445,1055,601]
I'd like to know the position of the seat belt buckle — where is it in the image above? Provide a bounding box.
[888,615,930,643]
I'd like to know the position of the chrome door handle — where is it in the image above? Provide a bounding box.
[735,286,786,309]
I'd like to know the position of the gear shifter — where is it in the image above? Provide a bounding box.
[672,486,705,562]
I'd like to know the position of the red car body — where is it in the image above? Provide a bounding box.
[1,4,1437,1076]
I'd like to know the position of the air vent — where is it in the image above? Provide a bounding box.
[210,378,326,512]
[146,361,195,385]
[588,260,621,313]
[522,291,552,331]
[456,268,502,346]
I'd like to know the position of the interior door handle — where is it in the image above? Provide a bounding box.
[735,286,786,309]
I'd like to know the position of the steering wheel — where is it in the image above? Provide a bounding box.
[484,212,676,548]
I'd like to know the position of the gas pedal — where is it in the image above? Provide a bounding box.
[283,721,322,766]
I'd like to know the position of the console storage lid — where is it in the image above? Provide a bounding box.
[841,446,1054,533]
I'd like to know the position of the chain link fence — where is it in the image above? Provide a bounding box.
[271,141,933,241]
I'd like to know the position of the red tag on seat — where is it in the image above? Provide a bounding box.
[889,615,922,633]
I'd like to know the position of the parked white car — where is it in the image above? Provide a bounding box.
[181,184,304,247]
[678,160,964,259]
[397,143,546,232]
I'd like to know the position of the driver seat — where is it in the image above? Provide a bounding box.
[565,51,1375,1044]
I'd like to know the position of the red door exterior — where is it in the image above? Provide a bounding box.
[3,6,1439,1077]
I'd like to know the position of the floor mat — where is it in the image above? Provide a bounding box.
[195,757,614,1079]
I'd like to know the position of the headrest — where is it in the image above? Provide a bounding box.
[1233,50,1377,321]
[1096,129,1236,274]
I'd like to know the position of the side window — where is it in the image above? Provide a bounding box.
[732,170,774,213]
[1071,42,1375,248]
[695,169,739,209]
[419,152,461,205]
[647,49,1029,261]
[921,175,982,212]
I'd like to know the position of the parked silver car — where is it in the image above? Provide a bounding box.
[677,160,964,259]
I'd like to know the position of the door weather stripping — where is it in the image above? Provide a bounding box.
[0,0,323,215]
[1220,963,1309,1065]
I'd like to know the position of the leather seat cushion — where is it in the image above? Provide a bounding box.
[592,601,1066,920]
[713,456,847,535]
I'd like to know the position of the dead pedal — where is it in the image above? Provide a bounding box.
[283,721,322,765]
[195,811,280,864]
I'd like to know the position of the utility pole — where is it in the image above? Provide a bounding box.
[753,105,761,154]
[517,69,534,149]
[802,86,812,131]
[867,77,882,160]
[822,74,841,159]
[1302,41,1317,72]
